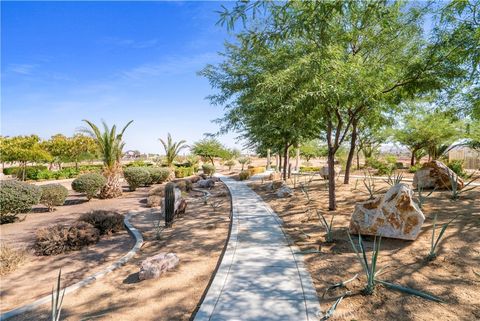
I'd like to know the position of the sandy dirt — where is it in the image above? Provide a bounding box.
[1,180,231,321]
[249,175,480,321]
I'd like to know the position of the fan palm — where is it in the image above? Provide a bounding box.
[81,119,133,199]
[159,133,188,167]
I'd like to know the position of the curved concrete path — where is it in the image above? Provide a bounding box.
[195,176,321,321]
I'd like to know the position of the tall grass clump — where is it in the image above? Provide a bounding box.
[427,214,457,261]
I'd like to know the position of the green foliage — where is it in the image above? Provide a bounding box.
[446,169,478,200]
[224,159,236,171]
[202,164,216,176]
[366,157,395,176]
[300,140,325,162]
[79,210,124,235]
[0,181,42,224]
[237,157,250,171]
[409,163,423,173]
[125,160,150,168]
[384,171,404,187]
[159,133,188,167]
[316,209,335,243]
[147,167,170,184]
[34,222,100,256]
[191,138,229,165]
[238,170,251,181]
[71,173,106,200]
[123,167,150,191]
[299,166,321,173]
[174,166,195,178]
[40,184,68,211]
[446,160,466,177]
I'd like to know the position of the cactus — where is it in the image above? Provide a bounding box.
[164,182,176,228]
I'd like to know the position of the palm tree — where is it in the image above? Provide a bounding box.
[82,119,133,199]
[159,133,188,167]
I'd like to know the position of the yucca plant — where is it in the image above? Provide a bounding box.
[427,214,458,261]
[159,133,188,167]
[384,171,404,186]
[51,269,65,321]
[348,233,443,301]
[416,185,436,209]
[81,120,133,199]
[316,209,335,243]
[359,170,382,199]
[446,170,478,201]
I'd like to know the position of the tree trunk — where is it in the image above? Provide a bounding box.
[100,173,122,199]
[75,161,79,171]
[210,157,215,166]
[327,149,337,211]
[344,120,358,184]
[356,150,360,170]
[410,150,415,166]
[278,154,282,173]
[283,143,289,181]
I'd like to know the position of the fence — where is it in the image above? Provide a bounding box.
[448,148,480,169]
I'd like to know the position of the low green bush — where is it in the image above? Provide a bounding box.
[224,159,236,171]
[147,167,170,184]
[125,160,152,168]
[366,157,395,175]
[123,167,150,191]
[3,166,48,180]
[174,166,194,178]
[79,210,124,235]
[447,160,466,177]
[40,184,69,211]
[239,170,251,181]
[78,164,103,174]
[34,222,100,256]
[299,166,321,173]
[36,169,55,180]
[409,163,423,173]
[71,173,106,200]
[54,168,79,179]
[202,164,215,176]
[0,181,42,224]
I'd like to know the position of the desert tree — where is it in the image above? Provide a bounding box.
[81,120,133,199]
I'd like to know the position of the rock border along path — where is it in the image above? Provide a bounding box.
[0,212,143,321]
[194,175,321,321]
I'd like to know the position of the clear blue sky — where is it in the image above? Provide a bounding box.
[1,1,242,154]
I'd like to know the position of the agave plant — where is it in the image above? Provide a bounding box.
[317,209,335,243]
[384,171,404,186]
[427,214,458,261]
[81,120,133,199]
[359,170,383,200]
[445,169,478,201]
[416,185,436,210]
[159,133,188,167]
[348,233,443,301]
[51,269,65,321]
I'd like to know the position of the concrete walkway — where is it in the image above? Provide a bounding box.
[194,176,321,321]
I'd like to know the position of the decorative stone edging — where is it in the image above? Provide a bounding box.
[0,212,144,321]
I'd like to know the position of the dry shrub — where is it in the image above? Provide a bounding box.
[0,243,27,275]
[34,222,100,256]
[79,210,124,235]
[148,185,164,197]
[147,195,162,208]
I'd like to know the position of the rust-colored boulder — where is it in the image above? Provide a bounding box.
[413,160,464,190]
[349,183,424,240]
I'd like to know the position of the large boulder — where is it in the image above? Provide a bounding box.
[139,253,179,280]
[349,183,424,240]
[413,160,464,190]
[319,165,341,179]
[197,179,215,189]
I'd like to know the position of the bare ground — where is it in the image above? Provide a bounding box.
[1,180,231,321]
[249,176,480,321]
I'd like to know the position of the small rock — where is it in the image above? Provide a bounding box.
[268,172,282,181]
[413,160,464,190]
[349,183,424,240]
[198,179,215,189]
[267,180,285,191]
[147,195,162,208]
[176,199,187,215]
[276,186,293,198]
[139,253,179,280]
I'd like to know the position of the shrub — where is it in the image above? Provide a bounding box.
[54,168,79,179]
[147,167,170,184]
[446,160,466,178]
[40,184,69,211]
[0,181,42,224]
[224,159,236,171]
[71,173,106,200]
[202,164,216,176]
[299,166,321,173]
[366,157,395,175]
[36,169,55,180]
[79,210,124,235]
[175,179,192,192]
[409,163,423,173]
[174,166,194,178]
[125,160,151,167]
[3,166,48,180]
[239,170,251,181]
[0,243,26,276]
[34,222,100,256]
[78,164,103,174]
[123,167,150,191]
[247,166,266,175]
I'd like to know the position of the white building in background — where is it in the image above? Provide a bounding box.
[448,146,480,169]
